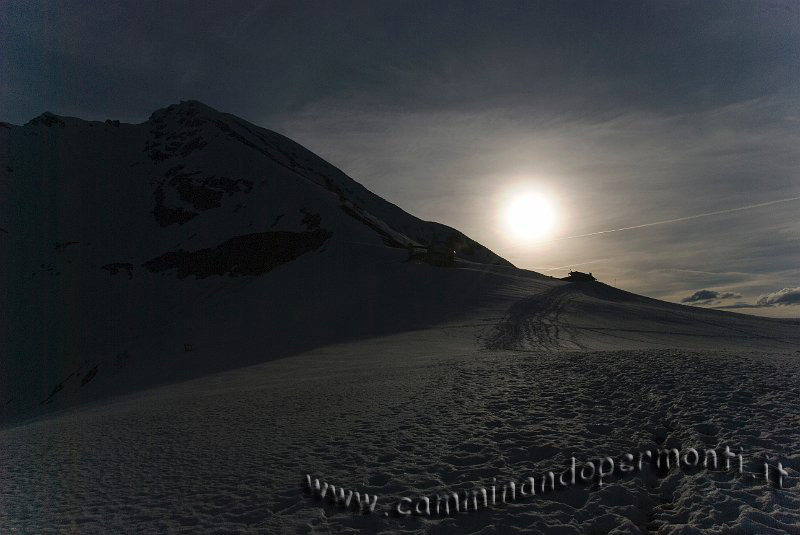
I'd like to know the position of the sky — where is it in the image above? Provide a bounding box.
[2,0,799,317]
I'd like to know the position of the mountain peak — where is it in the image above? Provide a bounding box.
[25,112,67,128]
[147,100,223,125]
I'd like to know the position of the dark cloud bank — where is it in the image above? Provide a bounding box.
[681,290,742,304]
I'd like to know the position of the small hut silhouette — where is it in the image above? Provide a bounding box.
[561,270,596,282]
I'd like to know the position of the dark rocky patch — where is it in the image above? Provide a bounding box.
[151,168,253,223]
[175,174,252,211]
[143,229,332,279]
[165,165,184,177]
[143,102,213,162]
[207,176,253,195]
[300,209,322,230]
[178,136,207,157]
[101,263,134,279]
[175,177,224,211]
[54,241,80,251]
[152,186,199,226]
[105,119,120,127]
[148,148,171,162]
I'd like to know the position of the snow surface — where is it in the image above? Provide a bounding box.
[1,290,799,533]
[1,263,799,533]
[2,102,799,533]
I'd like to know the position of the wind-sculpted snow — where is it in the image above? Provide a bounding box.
[0,325,798,534]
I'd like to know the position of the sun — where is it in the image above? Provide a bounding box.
[504,192,556,242]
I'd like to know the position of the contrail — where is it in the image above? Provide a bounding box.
[556,194,800,242]
[495,193,800,254]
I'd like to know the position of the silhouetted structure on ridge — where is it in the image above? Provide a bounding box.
[562,270,596,282]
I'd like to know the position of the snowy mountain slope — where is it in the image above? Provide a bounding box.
[0,100,516,426]
[3,101,510,263]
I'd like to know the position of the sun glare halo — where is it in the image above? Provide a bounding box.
[504,192,557,242]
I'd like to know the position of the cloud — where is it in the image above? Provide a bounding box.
[756,287,800,306]
[681,289,741,304]
[711,286,800,310]
[682,290,719,303]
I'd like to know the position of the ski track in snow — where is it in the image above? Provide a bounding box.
[1,316,799,534]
